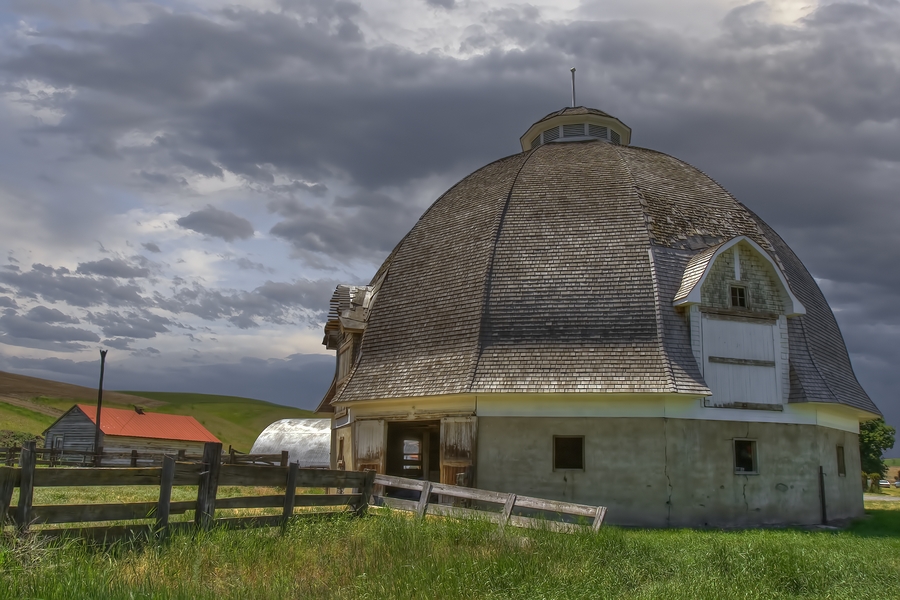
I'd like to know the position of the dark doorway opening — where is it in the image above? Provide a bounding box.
[386,420,440,482]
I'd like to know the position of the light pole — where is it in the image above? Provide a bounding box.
[93,349,108,466]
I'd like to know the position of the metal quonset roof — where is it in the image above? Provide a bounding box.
[250,419,331,468]
[326,112,879,418]
[73,404,220,442]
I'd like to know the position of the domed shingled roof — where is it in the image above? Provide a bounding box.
[331,117,878,416]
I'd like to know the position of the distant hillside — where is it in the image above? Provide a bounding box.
[0,370,316,451]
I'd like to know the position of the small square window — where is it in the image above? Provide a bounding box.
[734,439,758,474]
[554,436,584,470]
[836,445,846,476]
[730,285,747,308]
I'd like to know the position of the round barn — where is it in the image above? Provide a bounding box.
[315,106,881,527]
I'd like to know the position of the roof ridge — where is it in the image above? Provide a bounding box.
[610,144,677,393]
[468,149,538,391]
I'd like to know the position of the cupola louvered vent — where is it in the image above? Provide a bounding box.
[588,124,608,139]
[610,130,621,145]
[530,135,541,149]
[563,124,585,137]
[542,127,560,143]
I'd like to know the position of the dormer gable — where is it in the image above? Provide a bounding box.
[673,236,804,317]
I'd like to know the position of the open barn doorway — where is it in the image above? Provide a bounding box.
[386,421,440,483]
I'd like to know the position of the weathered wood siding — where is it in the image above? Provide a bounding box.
[440,417,476,485]
[353,419,385,473]
[44,408,100,452]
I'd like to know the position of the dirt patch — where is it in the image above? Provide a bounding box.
[0,395,63,416]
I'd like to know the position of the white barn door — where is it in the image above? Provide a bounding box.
[702,316,780,406]
[440,417,477,486]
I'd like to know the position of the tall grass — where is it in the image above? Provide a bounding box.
[3,503,898,599]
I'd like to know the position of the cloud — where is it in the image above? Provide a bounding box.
[76,257,150,279]
[176,205,255,242]
[155,277,339,329]
[0,264,147,308]
[25,305,80,324]
[142,242,161,253]
[268,192,417,262]
[0,313,100,342]
[86,310,171,339]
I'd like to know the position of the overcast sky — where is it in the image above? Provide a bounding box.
[0,0,897,452]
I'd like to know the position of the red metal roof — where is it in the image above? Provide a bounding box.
[76,404,220,443]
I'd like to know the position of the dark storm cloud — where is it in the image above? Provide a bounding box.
[268,192,416,261]
[176,205,255,242]
[142,242,161,253]
[76,257,150,279]
[0,264,147,307]
[0,297,18,309]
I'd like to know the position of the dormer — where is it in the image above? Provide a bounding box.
[674,237,805,410]
[519,106,633,151]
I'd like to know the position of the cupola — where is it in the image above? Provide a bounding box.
[519,106,632,151]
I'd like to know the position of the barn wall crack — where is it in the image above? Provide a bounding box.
[664,418,672,525]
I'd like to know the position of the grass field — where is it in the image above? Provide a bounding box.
[1,500,898,599]
[885,458,900,467]
[0,370,316,451]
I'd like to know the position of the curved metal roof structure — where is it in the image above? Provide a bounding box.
[325,108,879,417]
[250,418,331,468]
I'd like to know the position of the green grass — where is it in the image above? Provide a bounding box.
[885,458,900,467]
[0,403,56,436]
[2,502,898,599]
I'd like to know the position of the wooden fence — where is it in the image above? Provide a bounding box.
[0,441,374,542]
[374,474,607,533]
[1,445,288,468]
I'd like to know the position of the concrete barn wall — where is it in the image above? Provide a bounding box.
[476,416,862,528]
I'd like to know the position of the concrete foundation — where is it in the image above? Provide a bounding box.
[476,417,863,528]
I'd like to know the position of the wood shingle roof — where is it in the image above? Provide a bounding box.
[328,138,878,416]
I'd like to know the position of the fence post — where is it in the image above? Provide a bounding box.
[156,455,176,540]
[281,462,299,530]
[95,446,103,467]
[416,481,432,519]
[501,493,517,526]
[592,506,607,532]
[195,442,222,530]
[355,470,375,518]
[0,467,16,526]
[131,450,138,467]
[15,441,36,531]
[280,451,288,468]
[229,446,235,465]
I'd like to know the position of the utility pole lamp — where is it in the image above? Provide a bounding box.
[93,349,108,466]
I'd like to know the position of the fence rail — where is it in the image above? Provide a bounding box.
[373,473,607,533]
[0,442,606,541]
[1,446,288,468]
[0,441,374,542]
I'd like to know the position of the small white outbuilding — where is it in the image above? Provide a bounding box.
[250,418,331,468]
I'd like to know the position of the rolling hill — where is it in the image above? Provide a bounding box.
[0,370,317,451]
